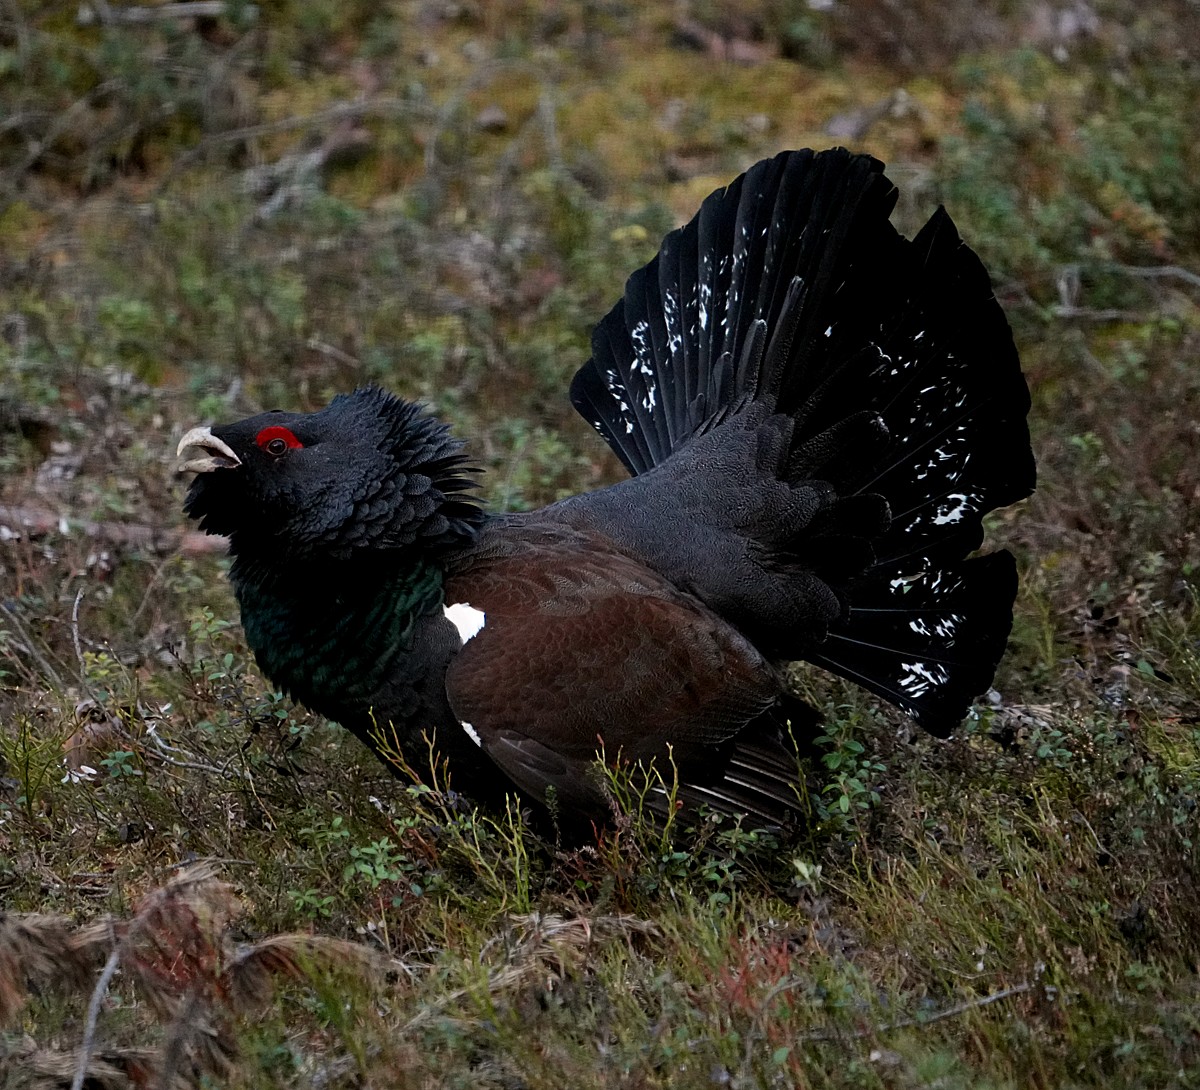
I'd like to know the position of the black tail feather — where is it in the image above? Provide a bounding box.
[650,714,816,828]
[807,551,1018,734]
[570,149,899,472]
[570,148,1034,733]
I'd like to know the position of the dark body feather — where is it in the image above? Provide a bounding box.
[180,148,1034,825]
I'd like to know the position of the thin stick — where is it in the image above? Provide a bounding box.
[71,587,87,679]
[131,556,173,626]
[70,865,221,1088]
[879,982,1034,1032]
[806,981,1035,1041]
[143,728,246,779]
[1108,262,1200,291]
[100,1,229,22]
[0,503,227,555]
[71,586,106,708]
[70,924,121,1090]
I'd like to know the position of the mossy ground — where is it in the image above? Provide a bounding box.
[1,2,1198,1086]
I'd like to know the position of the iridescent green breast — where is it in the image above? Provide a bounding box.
[235,556,445,714]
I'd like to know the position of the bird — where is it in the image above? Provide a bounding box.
[176,147,1035,827]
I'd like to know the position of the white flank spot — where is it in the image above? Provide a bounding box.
[444,602,486,643]
[461,721,483,747]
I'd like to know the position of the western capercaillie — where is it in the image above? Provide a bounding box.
[178,147,1035,824]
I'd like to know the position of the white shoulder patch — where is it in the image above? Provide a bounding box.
[443,601,486,643]
[460,721,483,747]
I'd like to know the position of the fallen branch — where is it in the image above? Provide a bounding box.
[1051,305,1149,322]
[809,981,1036,1042]
[0,504,227,556]
[78,1,239,25]
[157,97,416,193]
[1107,262,1200,291]
[70,928,122,1090]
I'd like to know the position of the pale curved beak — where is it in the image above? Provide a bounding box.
[175,426,242,474]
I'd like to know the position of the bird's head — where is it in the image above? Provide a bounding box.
[177,387,484,561]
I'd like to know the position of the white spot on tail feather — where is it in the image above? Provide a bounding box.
[909,614,961,640]
[899,660,950,699]
[444,602,486,643]
[932,493,974,526]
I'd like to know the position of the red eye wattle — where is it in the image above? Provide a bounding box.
[255,425,303,455]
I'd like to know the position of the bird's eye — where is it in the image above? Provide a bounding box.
[255,425,303,456]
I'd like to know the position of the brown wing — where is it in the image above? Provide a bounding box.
[442,523,780,812]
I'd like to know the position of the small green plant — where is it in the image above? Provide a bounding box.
[99,749,142,779]
[344,837,408,889]
[815,712,887,823]
[301,813,352,853]
[288,887,335,919]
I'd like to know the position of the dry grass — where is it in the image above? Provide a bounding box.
[0,864,380,1088]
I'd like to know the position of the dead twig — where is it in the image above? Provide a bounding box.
[156,97,415,193]
[243,122,371,222]
[738,978,1035,1069]
[70,923,122,1090]
[142,727,247,779]
[1051,305,1150,322]
[873,981,1035,1033]
[806,981,1036,1042]
[71,588,87,680]
[1106,262,1200,292]
[0,503,227,556]
[306,338,361,370]
[69,864,229,1085]
[78,1,234,24]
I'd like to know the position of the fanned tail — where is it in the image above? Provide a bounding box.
[570,149,903,472]
[803,207,1033,732]
[570,147,1034,733]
